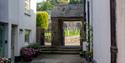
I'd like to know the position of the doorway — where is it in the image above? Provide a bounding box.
[45,23,52,46]
[0,24,4,57]
[11,25,17,62]
[63,21,81,46]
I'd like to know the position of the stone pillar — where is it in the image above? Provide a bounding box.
[80,19,85,47]
[36,27,45,45]
[51,18,64,47]
[58,19,64,46]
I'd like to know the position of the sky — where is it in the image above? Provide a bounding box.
[37,0,46,2]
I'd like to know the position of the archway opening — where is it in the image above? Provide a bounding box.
[63,21,82,46]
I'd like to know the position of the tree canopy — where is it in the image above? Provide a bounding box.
[37,1,54,11]
[37,0,84,11]
[69,0,82,4]
[36,12,48,30]
[57,0,69,4]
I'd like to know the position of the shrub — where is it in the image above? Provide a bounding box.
[20,48,34,61]
[45,32,51,43]
[57,0,69,4]
[28,43,41,49]
[36,12,48,30]
[28,43,41,57]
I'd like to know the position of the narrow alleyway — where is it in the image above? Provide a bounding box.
[18,54,84,63]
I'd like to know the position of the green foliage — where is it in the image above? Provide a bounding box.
[45,32,51,43]
[47,0,58,5]
[37,1,54,11]
[64,29,80,36]
[36,12,48,30]
[69,0,82,4]
[28,43,41,49]
[57,0,69,4]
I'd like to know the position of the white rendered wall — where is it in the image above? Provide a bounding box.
[8,0,19,24]
[16,0,36,56]
[7,0,36,57]
[0,0,9,23]
[0,0,36,58]
[92,0,111,63]
[116,0,125,63]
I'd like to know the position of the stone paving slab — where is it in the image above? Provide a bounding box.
[17,54,84,63]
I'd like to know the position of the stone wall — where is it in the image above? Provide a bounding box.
[51,17,85,47]
[51,4,84,17]
[51,18,64,46]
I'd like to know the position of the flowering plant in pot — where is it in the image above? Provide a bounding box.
[20,48,34,61]
[0,57,4,63]
[28,43,41,57]
[0,57,11,63]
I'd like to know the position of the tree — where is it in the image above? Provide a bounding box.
[57,0,69,4]
[47,0,58,5]
[69,0,82,4]
[37,1,54,11]
[36,11,48,45]
[36,11,48,30]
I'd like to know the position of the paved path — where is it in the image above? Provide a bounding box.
[18,54,84,63]
[45,36,80,46]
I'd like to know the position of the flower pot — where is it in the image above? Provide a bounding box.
[22,55,33,61]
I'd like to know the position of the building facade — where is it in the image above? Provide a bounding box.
[86,0,125,63]
[0,0,36,61]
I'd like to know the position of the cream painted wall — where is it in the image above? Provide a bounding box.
[92,0,111,63]
[116,0,125,63]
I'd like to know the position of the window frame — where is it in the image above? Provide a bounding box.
[24,29,31,43]
[24,0,31,16]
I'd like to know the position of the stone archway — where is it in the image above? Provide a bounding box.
[51,17,85,47]
[51,4,85,47]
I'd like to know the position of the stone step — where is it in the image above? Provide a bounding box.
[41,46,81,49]
[40,46,81,54]
[40,50,80,54]
[41,48,80,51]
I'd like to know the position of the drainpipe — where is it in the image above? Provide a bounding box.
[110,0,118,63]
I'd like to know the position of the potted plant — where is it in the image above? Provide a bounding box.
[28,43,41,57]
[0,57,4,63]
[20,48,33,61]
[0,57,11,63]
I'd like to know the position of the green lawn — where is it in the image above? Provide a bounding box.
[45,29,80,37]
[44,29,80,42]
[64,29,80,36]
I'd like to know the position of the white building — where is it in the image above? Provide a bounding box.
[0,0,36,62]
[86,0,125,63]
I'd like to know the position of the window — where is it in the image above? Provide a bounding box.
[25,30,31,43]
[24,0,30,15]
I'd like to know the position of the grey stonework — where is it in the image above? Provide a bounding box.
[51,18,85,47]
[51,4,85,47]
[51,4,84,18]
[51,18,64,46]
